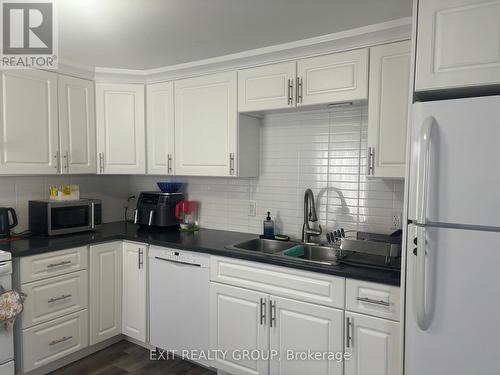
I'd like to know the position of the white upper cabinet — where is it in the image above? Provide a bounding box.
[416,0,500,91]
[146,82,175,175]
[175,72,236,176]
[96,83,145,174]
[0,70,59,174]
[344,312,401,375]
[297,49,369,106]
[58,75,97,174]
[367,41,411,178]
[238,62,296,112]
[175,72,259,177]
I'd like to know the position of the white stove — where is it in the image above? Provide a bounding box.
[0,250,14,375]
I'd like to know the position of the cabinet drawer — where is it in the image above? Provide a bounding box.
[20,247,88,283]
[210,256,345,308]
[22,310,88,373]
[346,279,400,321]
[21,270,88,328]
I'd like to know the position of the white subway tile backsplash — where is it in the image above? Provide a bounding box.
[130,105,404,239]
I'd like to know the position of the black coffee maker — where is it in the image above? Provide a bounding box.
[0,207,17,238]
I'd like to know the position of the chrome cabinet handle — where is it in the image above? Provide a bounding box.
[49,336,72,346]
[269,300,276,328]
[47,260,71,268]
[287,79,293,105]
[346,316,353,348]
[63,151,69,171]
[167,154,173,174]
[260,298,266,325]
[133,209,138,224]
[229,153,235,176]
[356,297,390,307]
[54,151,60,172]
[368,147,375,175]
[296,77,303,104]
[148,210,155,226]
[99,153,104,173]
[48,294,72,303]
[138,248,143,269]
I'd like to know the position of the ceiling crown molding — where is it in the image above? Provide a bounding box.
[59,17,412,83]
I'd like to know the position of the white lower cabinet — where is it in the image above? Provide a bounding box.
[122,242,148,342]
[210,282,344,375]
[210,282,269,375]
[22,310,89,373]
[270,296,343,375]
[89,242,123,345]
[344,312,401,375]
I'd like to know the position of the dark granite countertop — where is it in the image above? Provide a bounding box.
[1,221,400,286]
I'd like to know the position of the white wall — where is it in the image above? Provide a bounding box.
[0,175,130,232]
[129,105,404,240]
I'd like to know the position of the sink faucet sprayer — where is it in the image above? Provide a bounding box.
[302,189,322,243]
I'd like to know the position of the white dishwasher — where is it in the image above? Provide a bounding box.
[149,246,210,366]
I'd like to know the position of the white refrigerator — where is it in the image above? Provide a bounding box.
[405,95,500,375]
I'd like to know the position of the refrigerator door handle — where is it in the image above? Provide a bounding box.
[416,117,436,225]
[415,225,431,330]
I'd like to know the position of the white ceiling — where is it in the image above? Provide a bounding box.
[58,0,412,70]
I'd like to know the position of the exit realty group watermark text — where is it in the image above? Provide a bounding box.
[151,349,351,363]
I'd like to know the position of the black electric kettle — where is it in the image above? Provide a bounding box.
[0,207,17,238]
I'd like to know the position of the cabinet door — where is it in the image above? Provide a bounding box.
[416,0,500,91]
[345,312,401,375]
[89,242,122,345]
[146,82,175,175]
[210,282,269,375]
[0,70,59,174]
[122,242,147,342]
[96,83,145,174]
[58,75,97,174]
[270,296,343,375]
[238,62,296,112]
[175,72,237,176]
[297,49,368,106]
[367,41,411,178]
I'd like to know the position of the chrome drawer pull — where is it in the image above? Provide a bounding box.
[47,260,72,268]
[269,300,276,328]
[49,336,72,346]
[346,317,353,348]
[260,298,266,325]
[356,297,390,307]
[48,294,72,303]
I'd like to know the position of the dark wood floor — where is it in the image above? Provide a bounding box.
[50,340,215,375]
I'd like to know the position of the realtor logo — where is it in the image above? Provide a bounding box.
[1,0,58,68]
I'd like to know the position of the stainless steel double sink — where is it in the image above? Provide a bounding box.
[225,238,340,265]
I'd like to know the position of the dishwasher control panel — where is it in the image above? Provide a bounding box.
[149,246,210,267]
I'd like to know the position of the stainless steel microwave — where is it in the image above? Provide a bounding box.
[29,199,102,236]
